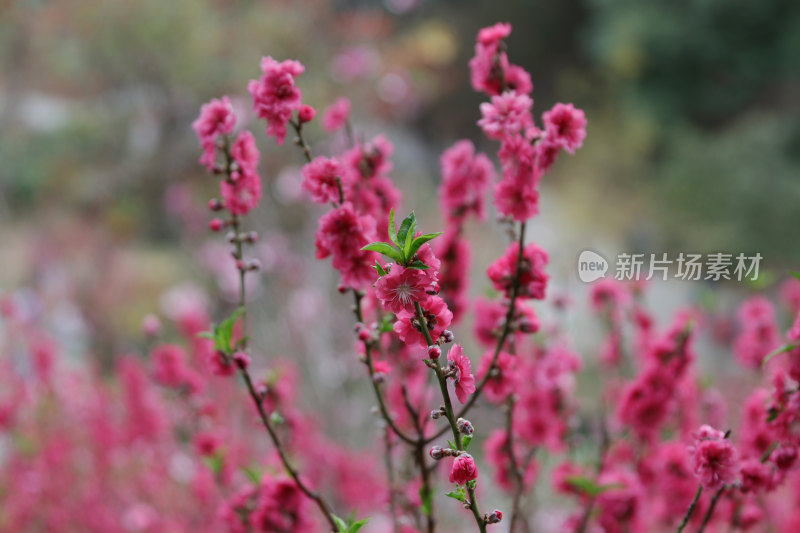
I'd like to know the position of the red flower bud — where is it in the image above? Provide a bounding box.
[298,105,316,123]
[209,218,224,232]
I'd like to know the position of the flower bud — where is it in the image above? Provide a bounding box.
[429,446,445,460]
[358,328,372,342]
[486,509,503,524]
[457,417,474,435]
[441,330,455,343]
[208,198,223,211]
[337,284,348,294]
[226,231,237,243]
[427,345,441,359]
[246,259,261,272]
[426,281,440,295]
[298,105,316,123]
[245,231,259,244]
[430,407,446,420]
[209,218,224,232]
[233,351,250,369]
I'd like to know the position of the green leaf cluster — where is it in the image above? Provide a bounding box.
[362,209,442,274]
[197,307,246,356]
[333,514,369,533]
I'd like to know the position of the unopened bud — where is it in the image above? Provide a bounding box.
[486,509,503,524]
[426,281,440,295]
[209,218,224,232]
[457,418,474,435]
[298,104,316,123]
[430,407,445,420]
[233,351,250,369]
[246,259,261,272]
[518,319,531,333]
[226,231,237,243]
[427,345,441,359]
[441,330,455,343]
[208,198,223,211]
[245,231,259,244]
[337,284,348,294]
[429,446,445,460]
[358,328,372,342]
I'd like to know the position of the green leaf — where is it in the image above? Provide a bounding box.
[361,242,403,263]
[196,331,215,340]
[791,271,800,281]
[403,222,416,260]
[565,476,623,497]
[462,434,473,450]
[419,485,432,516]
[270,411,285,425]
[215,307,245,354]
[406,260,430,270]
[408,232,443,259]
[445,485,467,503]
[372,261,388,277]
[242,465,261,484]
[447,440,456,450]
[466,479,477,490]
[396,212,416,258]
[348,517,369,533]
[203,453,223,477]
[445,490,466,503]
[234,337,250,350]
[762,343,798,367]
[333,515,348,532]
[387,208,398,247]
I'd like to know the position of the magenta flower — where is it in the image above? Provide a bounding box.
[321,97,351,132]
[688,424,739,490]
[193,96,236,170]
[314,203,378,290]
[486,242,549,300]
[542,102,587,154]
[393,295,453,347]
[248,56,305,145]
[438,140,494,225]
[447,344,476,404]
[301,156,347,204]
[478,91,534,140]
[449,453,478,485]
[374,265,429,314]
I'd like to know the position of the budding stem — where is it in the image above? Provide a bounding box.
[414,302,486,533]
[223,141,339,532]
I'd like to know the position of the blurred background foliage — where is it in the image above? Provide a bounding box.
[0,0,798,359]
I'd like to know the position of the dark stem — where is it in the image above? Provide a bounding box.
[695,487,725,533]
[222,145,338,529]
[425,221,527,444]
[414,302,486,533]
[354,291,417,445]
[675,485,703,533]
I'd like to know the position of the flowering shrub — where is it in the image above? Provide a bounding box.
[3,20,800,533]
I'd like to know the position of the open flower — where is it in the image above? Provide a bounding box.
[688,424,739,490]
[374,266,429,314]
[447,344,476,404]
